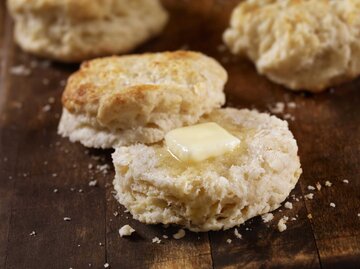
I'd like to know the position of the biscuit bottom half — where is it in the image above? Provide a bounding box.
[112,108,302,232]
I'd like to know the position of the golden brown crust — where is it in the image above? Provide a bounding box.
[58,51,227,148]
[8,0,129,20]
[62,51,226,113]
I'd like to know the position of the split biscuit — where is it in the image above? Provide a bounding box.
[58,51,227,148]
[112,108,302,231]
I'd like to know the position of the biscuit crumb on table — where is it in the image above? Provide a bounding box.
[277,216,289,232]
[284,202,293,209]
[325,181,333,187]
[261,213,274,223]
[152,237,161,244]
[119,225,135,237]
[173,229,186,239]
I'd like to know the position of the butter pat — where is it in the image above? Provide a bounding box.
[165,122,240,162]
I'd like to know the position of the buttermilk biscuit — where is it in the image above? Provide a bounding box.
[58,51,227,148]
[7,0,168,62]
[112,108,302,232]
[223,0,360,92]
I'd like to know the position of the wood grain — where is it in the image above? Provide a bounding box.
[0,0,359,268]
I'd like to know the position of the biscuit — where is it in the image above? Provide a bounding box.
[223,0,360,92]
[112,108,302,232]
[7,0,168,62]
[58,51,227,148]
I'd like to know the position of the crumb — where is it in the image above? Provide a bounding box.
[330,203,336,208]
[221,56,230,64]
[60,79,66,87]
[10,65,31,76]
[113,211,119,217]
[162,235,168,239]
[104,263,110,268]
[269,102,285,114]
[152,237,161,244]
[284,202,293,209]
[99,242,103,246]
[52,173,57,177]
[88,180,97,187]
[342,179,349,184]
[88,164,93,169]
[277,216,289,232]
[287,102,296,108]
[48,97,55,104]
[316,182,322,191]
[325,181,332,187]
[283,113,295,121]
[307,185,315,191]
[42,104,51,112]
[119,225,135,237]
[39,60,51,68]
[234,228,242,239]
[29,231,36,236]
[261,213,274,223]
[226,239,232,244]
[305,193,314,200]
[97,164,110,174]
[70,187,76,192]
[30,60,38,68]
[78,189,83,193]
[291,217,297,221]
[357,213,360,217]
[63,217,71,221]
[307,213,312,219]
[217,44,227,52]
[53,188,58,193]
[173,229,186,239]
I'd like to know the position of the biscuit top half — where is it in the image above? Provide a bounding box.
[7,0,165,21]
[62,51,227,130]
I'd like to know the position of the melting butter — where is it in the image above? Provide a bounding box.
[164,122,240,162]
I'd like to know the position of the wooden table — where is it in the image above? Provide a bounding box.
[1,1,359,268]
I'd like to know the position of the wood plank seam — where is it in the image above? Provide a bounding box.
[0,7,12,112]
[207,232,215,269]
[1,9,17,269]
[300,183,324,269]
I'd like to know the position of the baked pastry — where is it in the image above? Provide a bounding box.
[58,51,227,148]
[7,0,168,62]
[223,0,360,92]
[112,108,302,232]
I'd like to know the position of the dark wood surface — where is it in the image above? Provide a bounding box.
[1,1,360,268]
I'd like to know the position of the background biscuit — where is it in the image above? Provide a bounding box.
[223,0,360,92]
[7,0,168,62]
